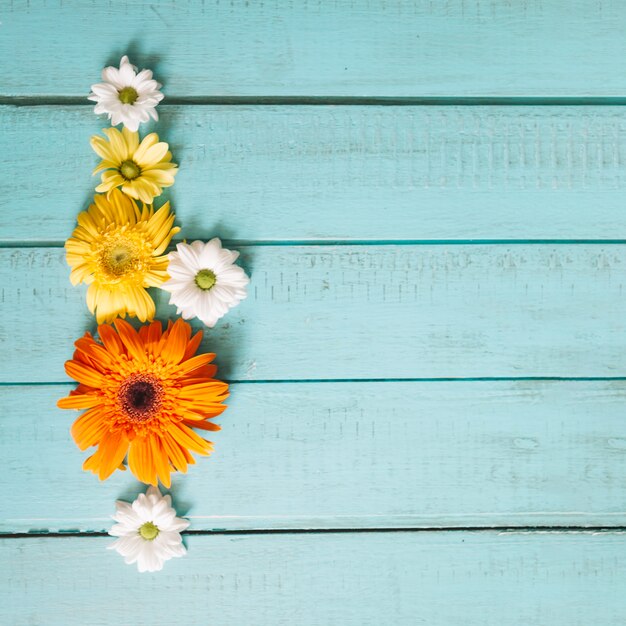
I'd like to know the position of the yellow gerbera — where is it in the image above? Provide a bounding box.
[65,189,180,323]
[91,127,178,204]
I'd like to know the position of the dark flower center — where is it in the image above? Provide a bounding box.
[118,374,163,422]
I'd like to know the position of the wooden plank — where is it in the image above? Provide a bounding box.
[5,105,626,242]
[2,244,626,383]
[2,381,626,533]
[4,1,626,98]
[1,532,625,625]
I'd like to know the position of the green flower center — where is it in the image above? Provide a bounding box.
[118,86,139,105]
[120,160,141,180]
[195,269,217,291]
[139,521,159,541]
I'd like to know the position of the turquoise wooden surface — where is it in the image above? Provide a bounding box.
[3,245,626,382]
[5,105,626,243]
[4,1,626,98]
[3,1,626,624]
[1,532,625,625]
[3,381,626,533]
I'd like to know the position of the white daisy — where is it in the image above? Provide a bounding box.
[108,486,189,573]
[162,239,250,328]
[88,55,164,132]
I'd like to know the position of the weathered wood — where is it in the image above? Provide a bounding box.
[4,1,626,98]
[2,245,626,383]
[4,105,626,242]
[2,381,626,533]
[2,532,625,625]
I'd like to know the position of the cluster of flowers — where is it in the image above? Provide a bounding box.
[56,57,250,572]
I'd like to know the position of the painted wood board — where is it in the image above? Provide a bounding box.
[3,381,626,533]
[4,1,626,98]
[5,105,626,243]
[4,2,626,620]
[2,532,626,625]
[3,245,626,383]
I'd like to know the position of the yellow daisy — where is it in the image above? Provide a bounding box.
[65,189,180,323]
[91,127,178,204]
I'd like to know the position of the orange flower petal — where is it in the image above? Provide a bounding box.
[152,437,172,488]
[59,318,228,485]
[114,319,147,362]
[98,324,125,356]
[182,329,203,360]
[161,318,188,364]
[161,432,190,473]
[65,361,105,388]
[184,420,221,432]
[57,393,102,410]
[175,353,216,376]
[97,430,129,481]
[169,422,213,456]
[70,406,109,450]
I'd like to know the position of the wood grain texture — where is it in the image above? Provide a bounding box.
[2,532,626,625]
[4,1,626,98]
[3,381,626,532]
[3,245,626,383]
[5,105,626,242]
[4,1,626,622]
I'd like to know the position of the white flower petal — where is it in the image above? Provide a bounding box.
[146,485,162,503]
[164,239,249,328]
[89,56,163,130]
[132,68,154,88]
[101,66,124,89]
[169,284,203,308]
[132,493,153,520]
[175,242,202,271]
[162,277,196,292]
[108,485,189,573]
[165,261,197,281]
[118,58,137,84]
[110,534,144,558]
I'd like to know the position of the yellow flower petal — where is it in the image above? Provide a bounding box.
[65,190,179,322]
[89,128,177,203]
[133,133,160,163]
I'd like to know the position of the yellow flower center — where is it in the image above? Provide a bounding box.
[139,521,159,541]
[118,86,139,105]
[103,244,135,277]
[94,229,153,285]
[120,160,141,180]
[195,269,216,290]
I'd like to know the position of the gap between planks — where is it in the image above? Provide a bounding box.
[2,526,626,540]
[5,96,626,107]
[3,240,626,249]
[4,377,626,387]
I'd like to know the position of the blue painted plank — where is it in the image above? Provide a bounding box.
[2,245,626,383]
[1,532,625,625]
[4,105,626,242]
[4,1,626,97]
[2,381,626,532]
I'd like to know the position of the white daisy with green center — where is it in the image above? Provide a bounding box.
[89,55,164,132]
[162,239,250,328]
[108,486,189,573]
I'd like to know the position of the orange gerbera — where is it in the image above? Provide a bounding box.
[57,318,228,486]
